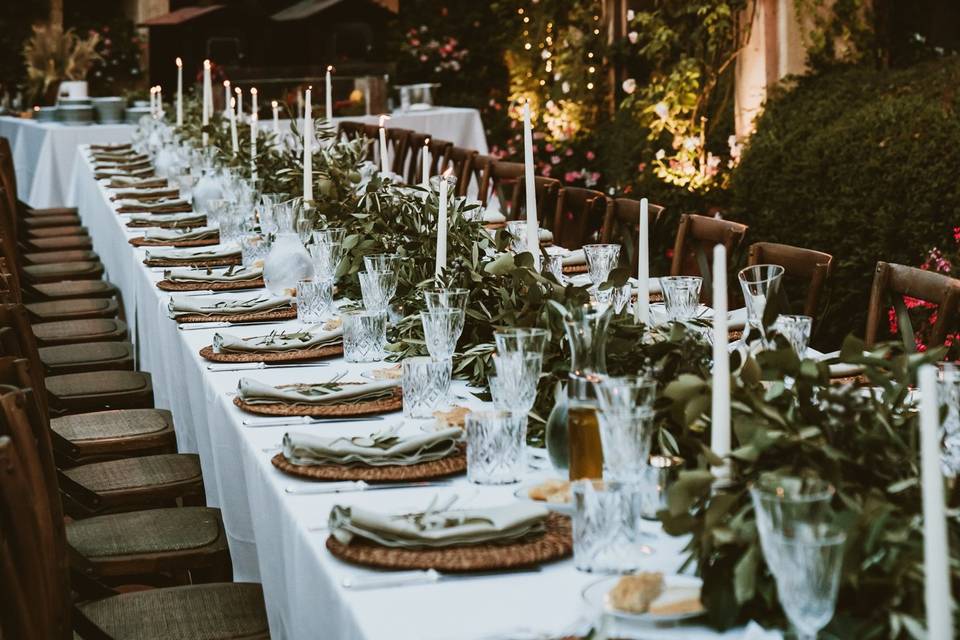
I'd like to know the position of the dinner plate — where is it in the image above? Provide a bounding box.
[512,480,574,515]
[581,574,705,623]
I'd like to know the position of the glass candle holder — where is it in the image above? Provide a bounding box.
[341,310,388,363]
[402,357,452,419]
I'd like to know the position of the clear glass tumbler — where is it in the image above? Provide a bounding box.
[359,270,398,313]
[240,233,271,268]
[465,410,527,485]
[296,279,334,324]
[402,356,452,419]
[572,480,649,573]
[661,275,703,322]
[421,308,465,360]
[341,310,388,362]
[773,314,813,357]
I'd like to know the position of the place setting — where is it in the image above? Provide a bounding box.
[169,292,297,325]
[115,196,193,215]
[143,243,242,268]
[157,264,264,291]
[125,210,207,229]
[129,225,220,247]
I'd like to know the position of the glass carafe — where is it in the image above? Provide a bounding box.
[546,303,611,478]
[192,149,224,214]
[262,199,315,296]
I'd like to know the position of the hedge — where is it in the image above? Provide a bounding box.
[729,57,960,348]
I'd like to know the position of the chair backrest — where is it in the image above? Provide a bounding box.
[865,261,960,350]
[443,147,479,198]
[0,385,71,640]
[0,306,48,412]
[406,133,453,185]
[477,160,560,225]
[747,242,833,320]
[599,197,666,274]
[0,137,20,220]
[385,127,413,176]
[0,189,21,295]
[670,213,748,278]
[551,186,610,250]
[337,121,366,141]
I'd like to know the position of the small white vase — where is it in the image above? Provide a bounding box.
[263,232,315,297]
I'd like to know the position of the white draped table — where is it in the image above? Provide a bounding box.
[0,116,133,208]
[70,147,756,640]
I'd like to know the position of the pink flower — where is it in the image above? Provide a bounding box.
[550,155,561,165]
[954,226,960,242]
[565,148,573,157]
[564,170,581,183]
[419,55,428,62]
[410,39,421,47]
[542,165,552,177]
[545,143,555,152]
[585,151,595,161]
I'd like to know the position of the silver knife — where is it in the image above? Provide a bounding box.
[242,415,383,428]
[284,480,449,495]
[207,362,329,372]
[340,566,543,590]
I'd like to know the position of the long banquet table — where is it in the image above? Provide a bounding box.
[0,115,134,208]
[70,147,755,640]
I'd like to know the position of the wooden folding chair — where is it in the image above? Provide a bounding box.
[865,261,960,350]
[551,187,610,250]
[747,242,833,322]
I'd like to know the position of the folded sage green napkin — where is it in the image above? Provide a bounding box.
[145,244,240,263]
[545,246,586,266]
[108,176,167,189]
[282,425,462,467]
[329,497,549,548]
[128,211,206,227]
[117,198,191,214]
[112,187,180,201]
[213,325,340,353]
[237,377,400,406]
[164,265,262,283]
[94,159,152,171]
[93,152,146,163]
[145,226,218,242]
[95,166,154,180]
[168,293,292,318]
[90,142,132,152]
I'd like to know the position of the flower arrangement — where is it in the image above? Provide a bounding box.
[400,26,469,75]
[86,19,146,97]
[22,23,101,104]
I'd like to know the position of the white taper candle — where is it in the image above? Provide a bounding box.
[379,115,390,174]
[421,138,431,187]
[202,60,211,146]
[522,101,540,271]
[710,243,731,478]
[436,170,451,277]
[175,58,183,127]
[303,86,313,201]
[229,97,238,155]
[325,66,333,121]
[634,197,650,325]
[919,365,953,640]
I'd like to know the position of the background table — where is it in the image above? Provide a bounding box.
[71,147,761,640]
[0,116,134,208]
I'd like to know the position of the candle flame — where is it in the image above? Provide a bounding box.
[327,65,334,73]
[33,106,39,111]
[271,100,278,108]
[223,80,230,87]
[176,57,182,67]
[424,137,430,146]
[250,87,257,95]
[203,59,211,68]
[235,86,241,95]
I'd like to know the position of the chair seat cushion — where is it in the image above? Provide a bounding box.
[26,206,78,217]
[67,507,224,558]
[21,235,93,252]
[64,454,202,495]
[22,260,104,283]
[26,224,88,238]
[32,318,127,345]
[26,298,118,321]
[39,341,133,374]
[46,370,152,400]
[27,279,116,300]
[23,213,80,228]
[51,408,173,444]
[23,249,98,265]
[78,582,268,640]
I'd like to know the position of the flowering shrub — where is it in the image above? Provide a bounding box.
[86,18,145,97]
[400,26,469,75]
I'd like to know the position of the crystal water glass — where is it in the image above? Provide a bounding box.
[258,193,283,235]
[423,288,469,313]
[308,240,346,282]
[738,264,786,346]
[640,455,684,520]
[402,357,452,419]
[750,474,835,577]
[768,524,846,640]
[218,203,246,244]
[773,314,813,357]
[240,233,271,268]
[342,310,387,362]
[359,270,398,313]
[572,480,648,573]
[661,276,702,322]
[421,308,465,360]
[364,253,404,275]
[466,410,527,485]
[205,198,230,228]
[545,254,565,285]
[593,375,658,483]
[506,220,532,254]
[583,244,621,290]
[493,327,550,356]
[491,351,543,414]
[296,279,334,324]
[174,167,195,205]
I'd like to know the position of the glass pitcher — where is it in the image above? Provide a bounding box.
[262,198,315,296]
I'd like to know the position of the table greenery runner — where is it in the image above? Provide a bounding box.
[165,99,959,636]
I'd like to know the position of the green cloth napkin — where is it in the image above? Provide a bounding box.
[282,426,462,467]
[164,265,262,283]
[167,293,292,318]
[329,498,549,548]
[95,166,154,180]
[117,198,191,214]
[237,377,399,406]
[108,176,167,189]
[213,325,340,353]
[94,159,152,171]
[145,226,217,242]
[128,211,206,227]
[145,244,240,263]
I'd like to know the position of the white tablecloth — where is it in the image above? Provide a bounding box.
[262,107,488,154]
[0,115,133,208]
[71,147,761,640]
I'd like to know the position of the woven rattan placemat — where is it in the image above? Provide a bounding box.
[325,512,572,572]
[234,384,402,417]
[199,342,342,363]
[156,278,264,292]
[270,447,466,482]
[144,257,241,268]
[173,306,297,324]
